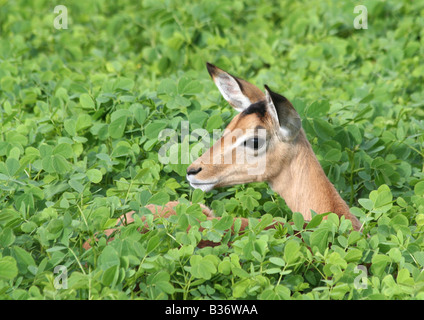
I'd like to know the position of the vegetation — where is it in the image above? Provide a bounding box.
[0,0,423,299]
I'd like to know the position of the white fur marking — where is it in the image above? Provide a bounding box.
[216,75,251,112]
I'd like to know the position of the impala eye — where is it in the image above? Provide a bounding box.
[244,137,265,150]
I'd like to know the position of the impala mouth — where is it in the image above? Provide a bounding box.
[186,176,218,192]
[190,182,216,192]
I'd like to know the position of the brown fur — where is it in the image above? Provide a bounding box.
[268,130,361,230]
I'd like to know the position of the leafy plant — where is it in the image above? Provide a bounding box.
[0,0,423,300]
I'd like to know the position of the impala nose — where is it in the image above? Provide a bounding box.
[187,167,202,176]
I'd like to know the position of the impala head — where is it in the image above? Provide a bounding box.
[186,63,302,192]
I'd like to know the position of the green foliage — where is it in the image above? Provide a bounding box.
[0,0,423,300]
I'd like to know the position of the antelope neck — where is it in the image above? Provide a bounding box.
[268,131,350,221]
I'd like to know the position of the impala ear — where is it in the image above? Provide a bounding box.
[206,63,265,112]
[264,85,301,141]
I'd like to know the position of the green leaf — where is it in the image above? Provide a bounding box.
[145,121,168,140]
[108,116,127,139]
[191,188,204,204]
[167,96,190,109]
[414,181,424,196]
[232,279,249,298]
[21,221,37,233]
[102,265,119,287]
[42,154,71,174]
[369,185,393,213]
[0,256,18,280]
[6,158,20,177]
[188,110,208,126]
[313,118,335,140]
[206,114,223,132]
[178,76,203,95]
[130,104,148,125]
[138,190,152,206]
[218,260,232,275]
[53,143,73,159]
[293,211,305,230]
[15,193,34,211]
[64,119,77,136]
[264,267,282,274]
[189,255,218,280]
[284,240,301,264]
[46,218,63,235]
[76,114,92,132]
[344,248,362,262]
[371,254,391,277]
[148,271,174,294]
[112,142,132,157]
[306,100,330,118]
[98,246,120,270]
[397,268,413,286]
[79,93,95,109]
[373,185,392,207]
[269,257,285,267]
[358,198,373,211]
[274,285,291,299]
[68,179,84,193]
[329,283,350,300]
[0,208,20,227]
[306,213,327,229]
[0,227,15,246]
[214,215,234,230]
[158,79,177,96]
[12,246,36,275]
[147,234,161,253]
[86,169,103,183]
[53,155,71,174]
[324,148,342,162]
[327,252,347,269]
[148,191,170,206]
[114,77,134,91]
[310,228,329,254]
[413,252,424,267]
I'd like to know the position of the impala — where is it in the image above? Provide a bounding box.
[186,63,361,230]
[83,63,361,250]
